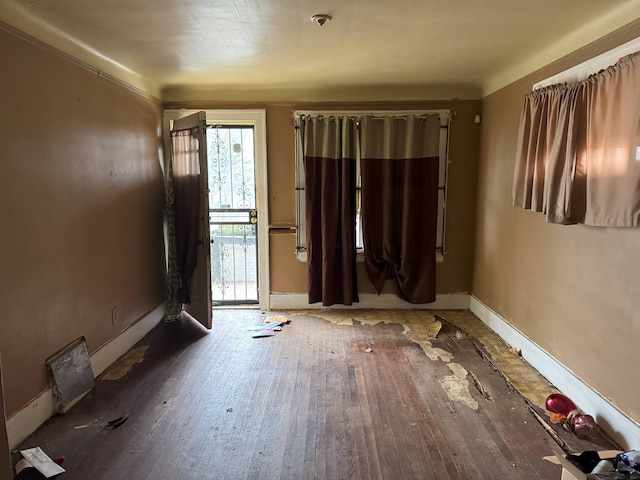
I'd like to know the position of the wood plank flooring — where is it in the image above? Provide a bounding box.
[14,310,563,479]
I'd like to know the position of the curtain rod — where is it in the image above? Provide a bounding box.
[297,114,436,122]
[294,109,450,118]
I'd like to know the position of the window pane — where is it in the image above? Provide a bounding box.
[207,127,256,209]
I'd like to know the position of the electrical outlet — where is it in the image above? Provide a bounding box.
[111,306,118,325]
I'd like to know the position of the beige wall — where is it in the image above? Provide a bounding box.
[170,100,482,297]
[274,101,481,296]
[0,27,166,416]
[267,101,482,296]
[474,21,640,424]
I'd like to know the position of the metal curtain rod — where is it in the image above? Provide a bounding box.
[296,113,439,121]
[294,109,450,117]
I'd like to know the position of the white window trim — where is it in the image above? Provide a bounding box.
[294,109,451,263]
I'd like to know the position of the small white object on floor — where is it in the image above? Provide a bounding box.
[19,447,66,477]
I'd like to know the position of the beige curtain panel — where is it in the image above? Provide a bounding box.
[513,51,640,226]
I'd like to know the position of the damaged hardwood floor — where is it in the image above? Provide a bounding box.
[14,310,563,479]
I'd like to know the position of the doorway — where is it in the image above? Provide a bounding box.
[207,125,259,305]
[163,109,270,315]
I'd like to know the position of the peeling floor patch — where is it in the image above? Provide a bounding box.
[288,310,477,407]
[101,345,149,380]
[290,310,449,362]
[438,362,479,410]
[431,310,557,410]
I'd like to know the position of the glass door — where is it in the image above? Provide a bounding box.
[207,125,259,305]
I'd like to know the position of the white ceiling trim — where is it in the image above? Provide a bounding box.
[483,0,640,96]
[533,35,640,89]
[2,0,639,101]
[0,8,160,97]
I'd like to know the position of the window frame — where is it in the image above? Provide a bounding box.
[294,109,451,263]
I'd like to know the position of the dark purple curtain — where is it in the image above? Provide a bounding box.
[360,115,441,304]
[301,116,359,306]
[170,128,201,304]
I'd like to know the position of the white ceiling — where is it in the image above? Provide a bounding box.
[1,0,639,100]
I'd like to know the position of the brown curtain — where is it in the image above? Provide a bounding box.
[513,51,640,226]
[171,128,201,303]
[360,114,441,304]
[301,116,359,306]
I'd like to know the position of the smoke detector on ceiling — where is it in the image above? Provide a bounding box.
[311,14,332,26]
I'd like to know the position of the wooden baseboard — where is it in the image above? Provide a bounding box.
[470,296,640,450]
[6,302,165,449]
[269,293,470,310]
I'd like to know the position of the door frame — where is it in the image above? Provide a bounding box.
[163,109,270,311]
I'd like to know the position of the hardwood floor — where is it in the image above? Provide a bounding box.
[14,310,564,479]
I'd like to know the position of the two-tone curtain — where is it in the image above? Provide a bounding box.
[300,116,359,306]
[513,51,640,226]
[360,114,441,304]
[169,128,201,305]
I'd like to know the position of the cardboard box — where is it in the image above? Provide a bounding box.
[544,448,623,480]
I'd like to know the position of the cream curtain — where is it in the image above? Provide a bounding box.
[513,51,640,226]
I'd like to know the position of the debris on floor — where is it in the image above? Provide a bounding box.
[250,315,290,338]
[455,330,467,339]
[547,448,640,479]
[509,346,522,356]
[549,412,568,424]
[545,393,595,437]
[248,320,282,331]
[263,315,290,325]
[250,329,276,338]
[15,447,65,479]
[106,414,129,429]
[364,347,373,353]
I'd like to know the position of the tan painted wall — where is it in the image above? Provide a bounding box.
[0,27,166,416]
[474,22,640,424]
[172,101,482,296]
[266,101,482,296]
